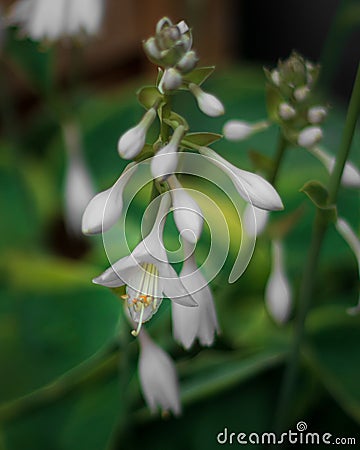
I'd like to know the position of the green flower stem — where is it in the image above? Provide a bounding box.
[269,132,288,186]
[274,62,360,433]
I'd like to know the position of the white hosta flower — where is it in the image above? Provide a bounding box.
[168,175,203,243]
[151,125,185,181]
[189,83,224,117]
[63,122,95,235]
[294,86,310,102]
[93,193,197,335]
[138,330,181,416]
[118,108,156,160]
[265,240,292,324]
[308,106,327,124]
[9,0,104,41]
[82,164,136,235]
[297,126,323,148]
[308,146,360,189]
[242,203,270,238]
[161,68,182,91]
[199,146,283,211]
[278,103,296,120]
[223,120,268,141]
[335,218,360,315]
[176,50,198,73]
[172,240,219,349]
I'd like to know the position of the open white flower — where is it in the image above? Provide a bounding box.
[265,240,292,324]
[168,175,203,244]
[189,83,224,117]
[63,122,95,235]
[138,329,181,416]
[172,240,219,349]
[93,193,197,335]
[118,108,157,160]
[335,217,360,315]
[199,146,283,211]
[82,163,136,235]
[9,0,104,41]
[308,146,360,189]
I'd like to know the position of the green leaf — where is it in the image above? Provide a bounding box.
[163,111,189,130]
[300,180,337,222]
[136,86,162,110]
[181,66,215,87]
[182,132,222,147]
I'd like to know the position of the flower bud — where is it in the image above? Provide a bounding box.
[189,83,224,117]
[294,85,310,102]
[297,126,323,148]
[151,126,184,180]
[271,69,281,86]
[161,68,183,91]
[307,106,327,124]
[223,120,253,141]
[118,108,156,159]
[278,103,296,120]
[143,36,161,63]
[176,50,198,73]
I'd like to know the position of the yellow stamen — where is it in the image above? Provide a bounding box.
[131,303,145,336]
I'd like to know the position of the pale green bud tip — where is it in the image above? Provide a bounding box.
[223,120,254,141]
[298,126,323,148]
[308,106,327,124]
[279,103,296,120]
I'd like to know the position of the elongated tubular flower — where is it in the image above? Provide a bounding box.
[335,217,360,315]
[138,329,181,416]
[118,108,157,160]
[93,193,197,335]
[265,240,292,324]
[188,83,224,117]
[242,203,270,238]
[172,239,219,349]
[62,122,95,236]
[151,125,185,181]
[82,163,136,235]
[308,146,360,189]
[199,146,283,211]
[8,0,104,41]
[168,175,203,244]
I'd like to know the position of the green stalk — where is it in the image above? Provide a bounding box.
[269,132,288,186]
[274,62,360,433]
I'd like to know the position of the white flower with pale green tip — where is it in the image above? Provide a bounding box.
[189,83,224,117]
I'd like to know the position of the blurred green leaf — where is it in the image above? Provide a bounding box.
[136,86,162,110]
[183,132,222,147]
[181,66,215,87]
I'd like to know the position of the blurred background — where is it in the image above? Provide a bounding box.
[0,0,359,449]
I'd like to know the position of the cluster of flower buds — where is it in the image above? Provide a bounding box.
[264,51,327,148]
[82,16,284,416]
[143,17,198,92]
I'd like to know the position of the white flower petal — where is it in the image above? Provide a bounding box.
[242,203,270,237]
[189,83,224,117]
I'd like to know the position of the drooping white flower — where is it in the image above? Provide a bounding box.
[150,125,185,181]
[63,122,95,235]
[172,240,219,349]
[242,203,270,237]
[82,164,136,235]
[199,146,283,211]
[297,126,323,148]
[307,146,360,189]
[189,83,224,117]
[335,217,360,315]
[93,193,197,335]
[8,0,104,41]
[294,86,310,102]
[161,68,183,91]
[307,106,327,124]
[138,329,181,416]
[118,108,157,160]
[168,175,203,244]
[278,103,296,120]
[265,240,292,324]
[223,120,269,141]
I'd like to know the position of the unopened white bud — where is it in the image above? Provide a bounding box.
[298,126,323,148]
[161,68,182,91]
[308,106,327,124]
[151,126,185,180]
[223,120,253,141]
[279,103,296,120]
[271,69,281,86]
[143,37,161,61]
[118,108,156,159]
[189,83,224,117]
[176,20,189,34]
[294,85,310,102]
[176,51,198,73]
